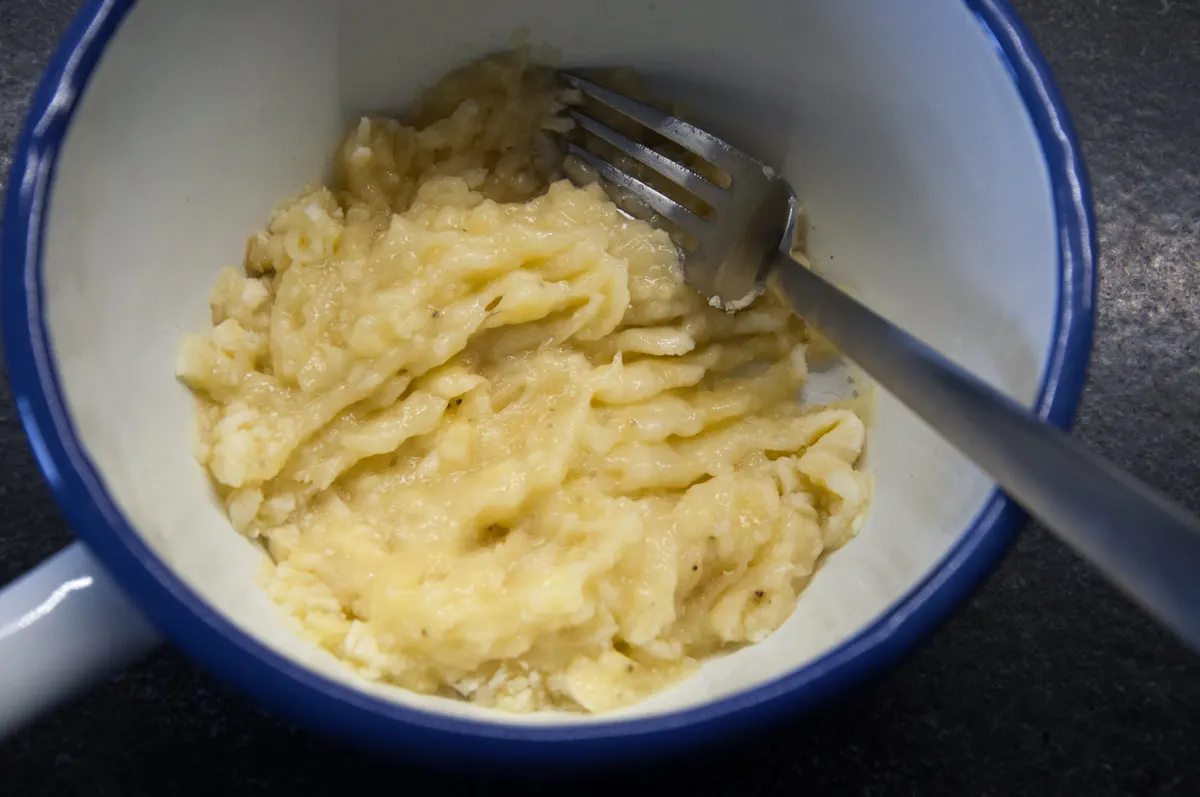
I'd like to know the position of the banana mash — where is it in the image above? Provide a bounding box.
[176,50,869,713]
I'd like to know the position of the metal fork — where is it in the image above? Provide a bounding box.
[560,72,1200,651]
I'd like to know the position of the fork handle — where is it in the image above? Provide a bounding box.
[769,253,1200,649]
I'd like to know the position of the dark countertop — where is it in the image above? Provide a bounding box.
[2,1,1199,794]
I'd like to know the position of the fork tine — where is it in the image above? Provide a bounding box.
[562,73,746,173]
[565,143,708,238]
[567,109,727,209]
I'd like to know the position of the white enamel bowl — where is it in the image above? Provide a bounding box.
[0,0,1093,761]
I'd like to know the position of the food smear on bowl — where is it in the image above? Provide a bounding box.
[174,49,870,714]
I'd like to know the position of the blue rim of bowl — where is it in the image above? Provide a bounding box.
[2,0,1094,760]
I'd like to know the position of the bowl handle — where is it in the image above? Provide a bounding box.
[0,542,159,737]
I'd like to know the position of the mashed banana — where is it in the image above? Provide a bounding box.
[176,50,869,713]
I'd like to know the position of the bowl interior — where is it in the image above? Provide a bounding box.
[36,0,1058,725]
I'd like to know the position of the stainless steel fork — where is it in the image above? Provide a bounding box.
[560,72,1200,650]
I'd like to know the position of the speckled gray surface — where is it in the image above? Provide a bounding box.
[1,1,1199,795]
